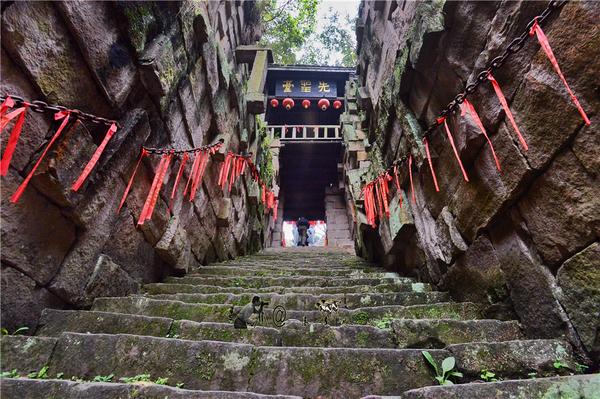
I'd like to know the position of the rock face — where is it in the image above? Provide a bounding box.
[0,1,271,331]
[344,0,599,363]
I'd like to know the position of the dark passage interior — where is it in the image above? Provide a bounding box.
[279,142,342,221]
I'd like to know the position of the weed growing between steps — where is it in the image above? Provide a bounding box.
[422,351,463,385]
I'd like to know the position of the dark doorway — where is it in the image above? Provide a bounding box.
[279,142,342,221]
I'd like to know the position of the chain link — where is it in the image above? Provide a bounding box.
[143,139,225,156]
[421,0,567,139]
[368,0,568,184]
[0,94,120,128]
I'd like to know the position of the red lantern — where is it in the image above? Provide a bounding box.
[333,100,342,109]
[302,99,311,109]
[282,98,295,110]
[318,98,330,111]
[270,98,279,108]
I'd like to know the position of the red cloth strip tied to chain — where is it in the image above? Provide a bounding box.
[11,111,71,203]
[137,152,173,225]
[529,19,590,125]
[72,123,117,191]
[0,101,28,176]
[362,182,376,228]
[408,154,416,204]
[423,137,440,192]
[488,73,528,151]
[218,152,248,192]
[460,99,501,171]
[393,164,403,209]
[440,117,469,182]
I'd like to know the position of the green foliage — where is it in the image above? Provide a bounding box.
[422,351,463,386]
[300,9,357,66]
[119,374,152,384]
[155,377,169,385]
[176,382,185,388]
[55,372,64,379]
[575,363,589,374]
[528,372,538,379]
[259,0,320,64]
[371,316,394,329]
[27,366,49,379]
[480,369,498,382]
[93,374,114,382]
[553,360,568,370]
[1,326,29,336]
[351,311,369,325]
[1,369,19,378]
[256,117,274,187]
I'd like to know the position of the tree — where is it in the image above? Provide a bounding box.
[317,11,357,67]
[258,0,320,65]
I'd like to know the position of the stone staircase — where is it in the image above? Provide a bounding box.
[1,248,598,398]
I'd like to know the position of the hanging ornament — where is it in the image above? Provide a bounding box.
[302,99,311,109]
[318,98,330,111]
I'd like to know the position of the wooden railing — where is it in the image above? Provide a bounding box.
[267,125,342,141]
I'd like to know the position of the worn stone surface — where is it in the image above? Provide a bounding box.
[556,242,600,358]
[0,268,64,333]
[447,339,576,379]
[402,375,600,399]
[0,336,57,374]
[0,378,302,399]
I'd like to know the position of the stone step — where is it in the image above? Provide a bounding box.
[400,374,600,399]
[186,266,391,277]
[390,319,523,348]
[145,291,451,310]
[164,275,413,288]
[143,282,433,295]
[91,297,483,326]
[3,332,451,397]
[1,378,301,399]
[35,310,523,349]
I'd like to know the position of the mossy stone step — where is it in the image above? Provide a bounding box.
[143,282,432,295]
[145,291,451,310]
[37,309,173,337]
[6,332,450,397]
[400,375,600,399]
[186,267,393,277]
[1,336,57,375]
[445,339,577,380]
[34,311,524,350]
[391,319,523,348]
[91,297,483,326]
[0,378,302,399]
[164,275,412,288]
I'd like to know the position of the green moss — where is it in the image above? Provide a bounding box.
[196,353,216,380]
[356,331,371,347]
[352,311,370,325]
[291,352,325,383]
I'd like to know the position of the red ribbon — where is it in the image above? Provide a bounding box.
[138,152,172,225]
[273,200,278,221]
[118,148,147,213]
[0,96,14,119]
[190,150,209,201]
[443,118,469,182]
[71,123,117,192]
[461,99,501,171]
[529,20,590,125]
[488,73,528,151]
[423,137,440,192]
[393,165,403,209]
[11,111,70,203]
[184,152,201,197]
[170,153,189,200]
[408,154,416,204]
[1,104,28,176]
[362,183,376,228]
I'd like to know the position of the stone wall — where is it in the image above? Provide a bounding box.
[1,1,271,331]
[344,1,599,363]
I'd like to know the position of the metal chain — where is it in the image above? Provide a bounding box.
[422,0,567,138]
[143,139,225,156]
[369,0,568,183]
[0,94,120,128]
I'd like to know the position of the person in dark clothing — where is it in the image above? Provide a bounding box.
[297,217,309,246]
[234,296,261,329]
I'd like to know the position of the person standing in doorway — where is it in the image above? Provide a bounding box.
[297,217,309,246]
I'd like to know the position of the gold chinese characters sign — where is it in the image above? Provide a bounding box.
[275,79,337,98]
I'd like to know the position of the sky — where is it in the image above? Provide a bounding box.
[297,0,361,65]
